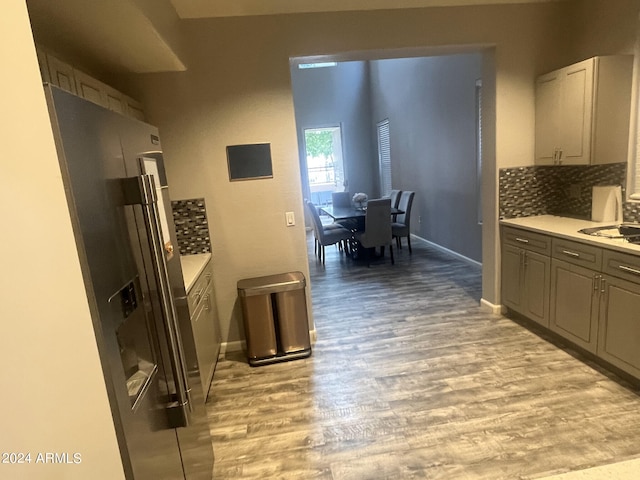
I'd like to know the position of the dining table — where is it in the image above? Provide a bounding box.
[319,205,404,223]
[319,204,405,261]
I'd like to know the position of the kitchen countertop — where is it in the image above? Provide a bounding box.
[500,215,640,255]
[180,253,212,292]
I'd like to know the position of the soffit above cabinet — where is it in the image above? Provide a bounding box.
[169,0,568,18]
[25,0,567,74]
[26,0,187,74]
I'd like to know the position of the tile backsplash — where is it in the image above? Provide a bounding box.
[172,173,640,254]
[499,162,640,223]
[499,166,556,218]
[171,198,212,255]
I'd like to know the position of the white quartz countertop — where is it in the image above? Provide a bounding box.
[180,253,212,292]
[500,215,640,255]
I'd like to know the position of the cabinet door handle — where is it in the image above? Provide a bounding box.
[618,265,640,276]
[562,250,580,258]
[515,237,529,244]
[600,278,606,294]
[593,274,600,292]
[194,288,204,303]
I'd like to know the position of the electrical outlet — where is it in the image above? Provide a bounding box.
[418,215,422,224]
[285,211,295,226]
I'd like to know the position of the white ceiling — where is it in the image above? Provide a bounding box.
[26,0,565,74]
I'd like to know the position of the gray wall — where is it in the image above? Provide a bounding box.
[290,61,376,201]
[370,54,483,262]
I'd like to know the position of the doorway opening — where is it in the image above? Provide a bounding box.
[290,47,496,316]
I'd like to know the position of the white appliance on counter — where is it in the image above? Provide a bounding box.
[591,185,623,223]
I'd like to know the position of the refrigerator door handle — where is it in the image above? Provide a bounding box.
[123,174,192,427]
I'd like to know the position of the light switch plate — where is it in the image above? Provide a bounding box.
[285,211,295,226]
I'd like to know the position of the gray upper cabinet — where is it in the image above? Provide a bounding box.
[535,56,633,165]
[45,53,77,95]
[73,68,108,108]
[35,48,50,84]
[38,47,145,121]
[123,96,146,121]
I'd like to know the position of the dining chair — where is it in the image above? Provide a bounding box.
[354,198,394,266]
[388,189,402,222]
[331,191,352,208]
[392,191,415,253]
[331,191,359,231]
[389,189,402,209]
[305,200,353,264]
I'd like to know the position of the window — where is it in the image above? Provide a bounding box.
[303,126,345,205]
[377,119,392,197]
[298,62,337,70]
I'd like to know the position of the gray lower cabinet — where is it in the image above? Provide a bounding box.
[597,250,640,378]
[501,227,550,327]
[550,259,600,353]
[503,226,640,380]
[187,259,221,400]
[501,244,525,311]
[549,238,602,354]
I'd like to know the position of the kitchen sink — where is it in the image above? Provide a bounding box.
[579,223,640,243]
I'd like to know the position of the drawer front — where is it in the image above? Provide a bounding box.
[551,238,602,270]
[602,249,640,283]
[187,261,213,312]
[502,226,551,255]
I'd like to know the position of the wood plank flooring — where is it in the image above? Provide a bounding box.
[207,233,640,479]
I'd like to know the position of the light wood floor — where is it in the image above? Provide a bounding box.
[207,234,640,479]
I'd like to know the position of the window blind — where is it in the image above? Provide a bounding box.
[377,120,392,197]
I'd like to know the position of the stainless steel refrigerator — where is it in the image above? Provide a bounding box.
[44,84,214,479]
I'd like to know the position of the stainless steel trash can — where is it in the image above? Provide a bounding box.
[237,271,312,366]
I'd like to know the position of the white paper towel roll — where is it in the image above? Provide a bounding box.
[591,185,622,223]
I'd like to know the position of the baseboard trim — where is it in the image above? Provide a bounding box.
[411,234,482,268]
[220,340,244,357]
[480,298,504,314]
